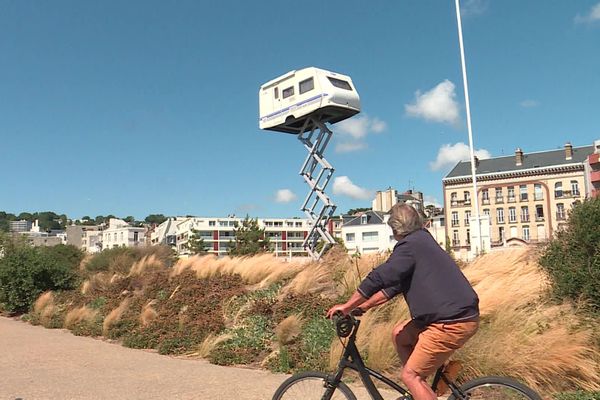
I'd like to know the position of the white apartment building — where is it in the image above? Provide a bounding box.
[341,211,396,254]
[153,216,311,257]
[102,218,146,249]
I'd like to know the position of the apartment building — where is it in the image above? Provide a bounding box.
[66,225,103,253]
[443,142,594,260]
[102,218,146,249]
[341,211,395,254]
[152,216,311,257]
[583,140,600,197]
[372,188,424,213]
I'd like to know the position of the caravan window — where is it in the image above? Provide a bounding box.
[274,87,279,99]
[282,86,294,98]
[299,78,314,94]
[328,77,352,90]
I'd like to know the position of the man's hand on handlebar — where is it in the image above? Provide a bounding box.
[326,304,350,319]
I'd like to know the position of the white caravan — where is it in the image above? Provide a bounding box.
[259,67,360,134]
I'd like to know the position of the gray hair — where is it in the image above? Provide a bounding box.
[387,203,423,238]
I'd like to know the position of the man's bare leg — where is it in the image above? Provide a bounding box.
[400,367,436,400]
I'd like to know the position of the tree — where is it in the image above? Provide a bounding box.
[539,197,600,313]
[144,214,168,225]
[185,229,209,255]
[123,216,135,224]
[227,216,269,256]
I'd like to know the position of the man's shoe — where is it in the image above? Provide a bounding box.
[435,360,462,396]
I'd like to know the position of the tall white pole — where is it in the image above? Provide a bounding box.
[455,0,482,255]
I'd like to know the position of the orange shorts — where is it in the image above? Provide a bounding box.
[392,318,479,378]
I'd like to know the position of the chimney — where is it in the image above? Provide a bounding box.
[564,142,573,160]
[515,148,523,166]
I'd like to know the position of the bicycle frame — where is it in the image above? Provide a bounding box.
[323,318,466,400]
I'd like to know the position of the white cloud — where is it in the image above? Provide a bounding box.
[335,141,367,153]
[336,115,387,139]
[519,99,539,108]
[405,80,461,125]
[334,115,387,153]
[429,142,492,172]
[274,189,297,203]
[460,0,489,17]
[332,176,374,200]
[575,2,600,23]
[424,195,442,208]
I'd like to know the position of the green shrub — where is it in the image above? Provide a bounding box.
[84,247,136,274]
[209,314,273,365]
[539,198,600,312]
[555,392,600,400]
[0,243,78,313]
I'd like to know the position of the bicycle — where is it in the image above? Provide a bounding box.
[272,309,542,400]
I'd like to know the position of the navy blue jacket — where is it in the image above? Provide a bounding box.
[357,229,479,325]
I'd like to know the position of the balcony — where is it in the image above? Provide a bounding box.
[535,216,545,222]
[521,215,530,223]
[482,198,490,205]
[495,197,504,204]
[464,219,470,226]
[556,213,566,221]
[451,220,460,227]
[534,194,544,201]
[496,219,505,224]
[451,200,470,208]
[589,153,600,165]
[507,197,516,203]
[590,170,600,184]
[452,239,461,247]
[555,190,581,199]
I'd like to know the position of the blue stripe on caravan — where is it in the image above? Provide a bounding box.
[260,93,329,121]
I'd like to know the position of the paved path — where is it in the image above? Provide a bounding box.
[0,317,396,400]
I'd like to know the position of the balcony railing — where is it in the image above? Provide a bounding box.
[534,194,544,201]
[520,195,528,202]
[464,219,470,226]
[496,219,505,224]
[452,239,461,246]
[508,217,517,223]
[507,197,516,203]
[451,220,460,227]
[555,190,581,199]
[521,215,530,223]
[535,216,545,222]
[495,197,504,204]
[482,198,490,205]
[451,200,471,208]
[556,212,566,221]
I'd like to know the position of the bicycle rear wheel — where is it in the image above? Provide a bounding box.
[449,376,542,400]
[272,371,357,400]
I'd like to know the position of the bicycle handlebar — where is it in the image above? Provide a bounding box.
[332,308,363,338]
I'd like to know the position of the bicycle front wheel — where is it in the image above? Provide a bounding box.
[449,376,542,400]
[272,371,357,400]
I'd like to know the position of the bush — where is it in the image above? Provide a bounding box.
[539,198,600,312]
[0,242,79,313]
[555,392,600,400]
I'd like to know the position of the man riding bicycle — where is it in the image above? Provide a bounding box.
[327,203,479,400]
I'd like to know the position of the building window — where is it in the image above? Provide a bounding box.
[287,222,294,227]
[499,226,505,241]
[465,210,471,226]
[134,232,139,242]
[345,233,355,242]
[466,229,471,245]
[464,191,471,205]
[554,182,563,198]
[522,226,530,241]
[482,189,489,204]
[451,211,459,227]
[452,230,459,246]
[295,222,302,227]
[114,233,117,241]
[507,186,515,202]
[536,205,544,221]
[299,77,314,94]
[570,180,580,196]
[209,221,215,227]
[508,207,517,223]
[556,203,566,220]
[362,231,378,242]
[495,188,503,203]
[274,221,283,227]
[497,208,505,224]
[450,192,458,206]
[519,185,528,201]
[483,209,491,225]
[361,215,368,225]
[521,206,529,222]
[120,232,124,241]
[534,184,543,200]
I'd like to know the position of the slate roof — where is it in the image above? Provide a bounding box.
[444,145,593,180]
[343,211,386,227]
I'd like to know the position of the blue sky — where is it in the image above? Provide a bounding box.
[1,0,599,220]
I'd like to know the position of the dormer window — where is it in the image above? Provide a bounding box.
[361,215,368,225]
